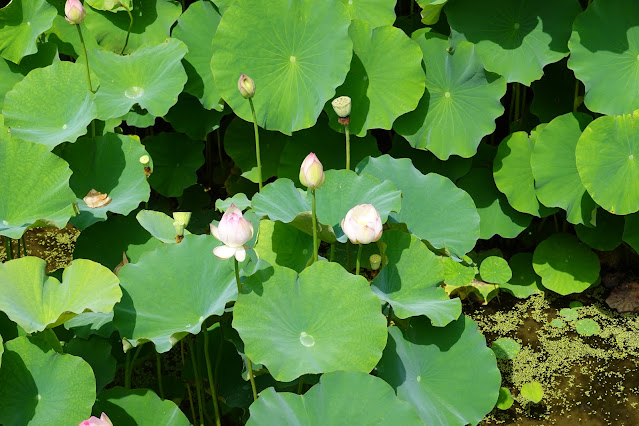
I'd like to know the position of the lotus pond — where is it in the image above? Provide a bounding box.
[2,0,639,425]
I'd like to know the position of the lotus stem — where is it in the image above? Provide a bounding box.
[248,358,258,401]
[156,352,164,399]
[188,337,205,426]
[234,258,242,293]
[355,243,363,276]
[76,25,94,93]
[345,123,351,170]
[21,235,27,256]
[181,341,198,424]
[573,80,580,113]
[514,83,521,123]
[329,243,335,262]
[125,344,143,390]
[248,98,263,192]
[311,189,318,263]
[204,326,221,426]
[120,2,133,55]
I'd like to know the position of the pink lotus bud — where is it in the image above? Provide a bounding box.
[210,204,254,262]
[299,152,325,189]
[341,204,383,245]
[65,0,86,25]
[238,74,256,99]
[79,412,112,426]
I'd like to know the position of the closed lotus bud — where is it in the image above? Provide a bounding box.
[238,74,256,99]
[370,254,382,271]
[299,152,325,189]
[173,212,192,241]
[65,0,86,25]
[341,204,383,245]
[79,412,113,426]
[331,96,351,118]
[210,204,254,262]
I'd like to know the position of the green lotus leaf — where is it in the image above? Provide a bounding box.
[531,112,596,225]
[530,59,578,123]
[446,0,581,85]
[576,112,639,215]
[251,179,311,222]
[0,0,56,64]
[93,387,190,426]
[496,387,514,410]
[568,0,639,114]
[114,234,237,353]
[247,371,421,425]
[164,93,225,140]
[491,337,521,360]
[65,312,115,340]
[340,0,396,28]
[2,60,96,148]
[59,133,151,229]
[325,20,425,137]
[144,132,205,198]
[0,257,121,333]
[233,262,387,381]
[172,0,223,110]
[86,0,132,13]
[457,168,532,239]
[65,336,116,392]
[136,210,185,244]
[211,0,353,134]
[623,212,639,253]
[575,209,624,251]
[550,318,565,328]
[0,137,76,239]
[394,32,506,160]
[216,193,251,212]
[0,336,95,425]
[532,233,600,296]
[500,252,542,299]
[520,381,543,404]
[89,39,187,120]
[480,256,512,285]
[254,220,313,273]
[559,307,579,322]
[441,256,475,287]
[574,318,600,337]
[84,0,182,54]
[417,0,447,25]
[371,230,461,325]
[377,315,501,425]
[0,335,3,367]
[358,155,480,257]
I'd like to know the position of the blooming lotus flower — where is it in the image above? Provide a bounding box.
[299,152,325,189]
[79,412,112,426]
[238,74,256,99]
[210,204,254,261]
[341,204,383,245]
[331,96,351,118]
[65,0,86,24]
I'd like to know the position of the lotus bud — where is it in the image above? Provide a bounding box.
[370,254,382,271]
[341,204,383,245]
[331,96,351,118]
[65,0,86,25]
[79,412,113,426]
[238,74,256,99]
[299,152,325,189]
[210,203,254,262]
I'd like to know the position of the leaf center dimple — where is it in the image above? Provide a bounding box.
[290,56,296,63]
[125,86,145,100]
[299,331,315,347]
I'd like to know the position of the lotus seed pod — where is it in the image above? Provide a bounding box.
[139,155,150,165]
[370,254,382,270]
[331,96,351,118]
[238,74,256,99]
[299,152,325,189]
[65,0,86,25]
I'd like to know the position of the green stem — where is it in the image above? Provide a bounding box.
[508,84,516,123]
[247,358,258,401]
[345,124,351,170]
[156,352,164,399]
[248,98,263,192]
[573,80,580,113]
[43,328,64,353]
[214,325,224,387]
[217,128,224,168]
[204,326,221,426]
[76,25,94,93]
[181,341,198,424]
[4,237,11,261]
[297,375,304,394]
[234,258,242,293]
[21,235,27,257]
[188,338,205,426]
[120,2,133,55]
[311,189,318,263]
[346,241,351,271]
[387,306,394,326]
[514,83,521,123]
[355,244,363,276]
[329,243,335,262]
[125,345,143,390]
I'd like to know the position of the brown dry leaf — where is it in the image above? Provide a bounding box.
[113,251,129,276]
[605,282,639,313]
[83,189,112,208]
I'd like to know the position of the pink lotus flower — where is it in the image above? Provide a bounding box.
[79,412,112,426]
[210,204,254,262]
[299,152,325,189]
[65,0,86,25]
[341,204,383,245]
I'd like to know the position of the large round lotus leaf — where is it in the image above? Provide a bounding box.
[568,0,639,114]
[0,138,76,239]
[394,32,506,160]
[254,220,313,273]
[93,387,189,426]
[252,179,312,222]
[114,234,237,353]
[86,0,132,12]
[531,112,596,225]
[500,252,542,299]
[233,262,387,381]
[59,133,150,229]
[84,0,182,55]
[211,0,353,134]
[371,230,461,325]
[358,155,480,257]
[2,61,96,148]
[326,20,425,137]
[0,336,95,425]
[340,0,396,28]
[446,0,581,85]
[0,0,56,64]
[575,209,624,251]
[0,257,121,333]
[89,39,187,120]
[135,210,183,244]
[377,315,501,425]
[65,336,116,393]
[576,113,639,215]
[172,0,223,110]
[457,168,532,240]
[532,233,600,295]
[247,371,421,425]
[441,256,475,287]
[479,256,512,285]
[530,59,578,123]
[164,93,225,140]
[623,213,639,253]
[144,132,205,197]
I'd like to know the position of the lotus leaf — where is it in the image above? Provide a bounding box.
[496,387,514,410]
[65,336,116,393]
[520,381,543,403]
[0,0,57,64]
[253,220,313,273]
[480,256,512,285]
[340,0,396,28]
[491,337,520,360]
[85,0,132,13]
[164,93,225,140]
[500,253,542,299]
[575,209,624,251]
[417,0,447,25]
[575,318,600,336]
